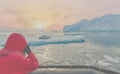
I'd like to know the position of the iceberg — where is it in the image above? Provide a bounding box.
[29,35,85,46]
[64,14,120,32]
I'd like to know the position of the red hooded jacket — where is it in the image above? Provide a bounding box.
[0,33,39,74]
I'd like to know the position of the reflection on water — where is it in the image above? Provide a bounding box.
[86,32,120,48]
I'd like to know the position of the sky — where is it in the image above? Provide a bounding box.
[0,0,120,31]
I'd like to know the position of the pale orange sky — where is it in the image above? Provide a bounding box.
[0,0,120,31]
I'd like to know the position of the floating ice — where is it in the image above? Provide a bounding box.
[104,55,119,63]
[28,35,85,46]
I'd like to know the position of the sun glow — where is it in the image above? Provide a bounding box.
[35,23,44,30]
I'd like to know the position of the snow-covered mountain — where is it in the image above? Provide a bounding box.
[64,14,120,32]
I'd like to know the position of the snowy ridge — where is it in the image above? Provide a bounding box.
[64,14,120,32]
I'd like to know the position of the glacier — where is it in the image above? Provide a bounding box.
[64,14,120,32]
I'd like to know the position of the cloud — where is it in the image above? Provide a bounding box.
[0,0,120,30]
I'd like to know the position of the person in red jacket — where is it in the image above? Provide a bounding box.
[0,33,39,74]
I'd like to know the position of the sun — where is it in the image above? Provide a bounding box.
[35,23,44,30]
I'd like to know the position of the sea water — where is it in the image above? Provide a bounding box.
[0,31,120,73]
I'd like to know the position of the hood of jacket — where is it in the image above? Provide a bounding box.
[4,33,27,53]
